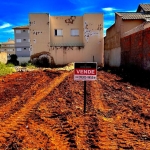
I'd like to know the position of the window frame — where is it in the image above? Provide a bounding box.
[16,39,21,43]
[16,48,22,51]
[70,29,79,36]
[16,30,21,34]
[54,29,63,36]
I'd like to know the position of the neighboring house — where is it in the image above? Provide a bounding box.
[104,4,150,67]
[0,39,15,56]
[29,13,104,66]
[13,25,30,57]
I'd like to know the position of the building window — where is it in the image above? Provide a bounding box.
[71,29,79,36]
[16,30,21,34]
[7,49,13,52]
[16,48,22,51]
[16,39,21,43]
[9,45,14,47]
[54,29,63,36]
[23,30,26,32]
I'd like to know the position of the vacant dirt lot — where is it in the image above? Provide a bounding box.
[0,67,150,149]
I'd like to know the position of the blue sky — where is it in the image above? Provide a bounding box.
[0,0,149,42]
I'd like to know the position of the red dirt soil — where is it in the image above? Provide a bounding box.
[0,69,150,149]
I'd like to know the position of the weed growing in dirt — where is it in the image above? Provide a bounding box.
[26,63,36,69]
[21,62,36,69]
[6,63,15,67]
[0,62,16,76]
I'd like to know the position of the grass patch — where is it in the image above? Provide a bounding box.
[6,63,15,67]
[26,63,36,69]
[0,62,16,76]
[21,62,36,69]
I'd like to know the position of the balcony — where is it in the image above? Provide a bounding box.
[50,42,84,47]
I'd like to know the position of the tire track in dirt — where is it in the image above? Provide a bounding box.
[95,71,150,149]
[0,71,72,145]
[28,119,70,149]
[0,75,52,120]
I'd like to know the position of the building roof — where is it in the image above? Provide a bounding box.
[1,39,14,45]
[137,4,150,13]
[12,25,29,29]
[116,12,150,20]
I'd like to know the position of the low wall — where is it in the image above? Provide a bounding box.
[50,45,104,67]
[104,47,121,67]
[0,52,7,64]
[17,57,30,64]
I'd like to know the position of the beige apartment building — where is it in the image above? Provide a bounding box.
[104,4,150,67]
[0,39,15,56]
[29,13,104,66]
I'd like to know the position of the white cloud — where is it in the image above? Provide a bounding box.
[0,23,12,29]
[102,7,117,12]
[125,9,136,12]
[104,12,115,17]
[3,29,14,33]
[77,6,96,11]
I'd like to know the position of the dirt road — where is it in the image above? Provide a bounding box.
[0,68,150,149]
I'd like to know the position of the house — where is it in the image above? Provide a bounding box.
[29,13,104,66]
[13,25,30,64]
[13,25,30,57]
[0,39,15,56]
[104,4,150,68]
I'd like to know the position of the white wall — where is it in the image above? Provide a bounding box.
[18,57,30,64]
[104,47,121,67]
[0,52,7,64]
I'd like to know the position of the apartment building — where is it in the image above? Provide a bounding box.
[0,39,15,56]
[29,13,104,66]
[104,4,150,67]
[13,25,30,57]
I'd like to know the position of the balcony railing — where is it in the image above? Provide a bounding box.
[50,42,84,47]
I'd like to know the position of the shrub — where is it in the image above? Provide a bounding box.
[7,54,19,66]
[21,62,27,67]
[32,56,50,67]
[6,63,15,67]
[0,62,16,76]
[39,56,50,67]
[26,63,36,69]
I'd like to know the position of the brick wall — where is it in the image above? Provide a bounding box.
[121,27,150,70]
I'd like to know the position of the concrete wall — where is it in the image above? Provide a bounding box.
[121,27,150,70]
[104,13,146,68]
[122,20,144,34]
[17,57,30,64]
[0,52,7,64]
[29,13,50,55]
[50,16,83,46]
[104,47,121,67]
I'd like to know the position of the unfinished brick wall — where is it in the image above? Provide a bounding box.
[121,27,150,70]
